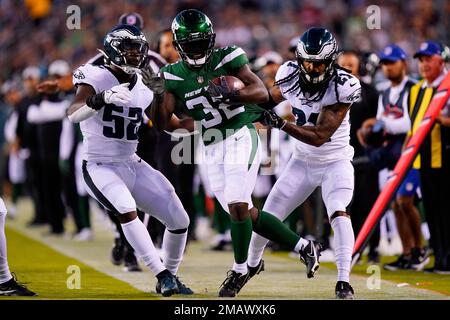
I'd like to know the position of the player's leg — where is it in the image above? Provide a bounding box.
[248,157,319,277]
[74,143,92,241]
[82,161,178,296]
[203,127,256,297]
[0,197,36,296]
[388,196,415,270]
[398,169,429,270]
[224,127,261,276]
[130,157,192,294]
[321,159,355,299]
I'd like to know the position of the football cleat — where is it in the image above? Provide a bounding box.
[0,276,36,296]
[210,239,232,251]
[248,259,265,279]
[383,254,412,271]
[123,246,142,272]
[299,240,322,278]
[156,276,194,295]
[218,270,250,297]
[156,272,179,297]
[335,281,354,299]
[410,248,430,271]
[111,238,124,266]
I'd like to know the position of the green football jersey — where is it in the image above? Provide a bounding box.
[161,45,263,144]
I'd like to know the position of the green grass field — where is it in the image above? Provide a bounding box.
[2,199,449,300]
[3,228,150,300]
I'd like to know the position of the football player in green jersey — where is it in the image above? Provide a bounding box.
[143,9,322,297]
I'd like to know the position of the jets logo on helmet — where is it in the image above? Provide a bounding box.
[102,24,149,74]
[171,9,216,67]
[295,27,338,84]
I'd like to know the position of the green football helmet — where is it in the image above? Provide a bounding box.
[171,9,216,67]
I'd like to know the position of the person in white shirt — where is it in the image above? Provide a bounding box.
[360,44,428,271]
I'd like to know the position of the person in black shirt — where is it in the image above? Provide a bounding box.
[16,67,47,226]
[338,50,380,263]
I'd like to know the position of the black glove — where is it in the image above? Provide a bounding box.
[141,65,165,101]
[207,77,240,105]
[259,110,287,129]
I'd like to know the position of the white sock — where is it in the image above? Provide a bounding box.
[294,238,310,252]
[331,216,354,283]
[248,232,269,268]
[162,229,187,275]
[232,262,248,275]
[0,212,12,284]
[121,217,165,276]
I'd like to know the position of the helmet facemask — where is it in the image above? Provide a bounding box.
[296,55,336,85]
[103,26,149,75]
[295,27,338,89]
[174,33,216,67]
[171,9,215,68]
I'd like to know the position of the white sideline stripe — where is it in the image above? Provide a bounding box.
[163,72,184,81]
[214,48,245,70]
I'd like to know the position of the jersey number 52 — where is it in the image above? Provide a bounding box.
[102,105,142,140]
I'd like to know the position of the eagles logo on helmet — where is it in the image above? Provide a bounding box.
[295,27,338,85]
[101,24,149,74]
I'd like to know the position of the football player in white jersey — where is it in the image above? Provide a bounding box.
[67,25,192,297]
[0,197,36,296]
[248,28,362,299]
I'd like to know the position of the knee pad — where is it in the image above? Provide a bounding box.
[167,193,190,230]
[327,199,350,219]
[325,185,353,219]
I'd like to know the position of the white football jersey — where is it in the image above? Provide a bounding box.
[275,61,361,162]
[72,64,153,162]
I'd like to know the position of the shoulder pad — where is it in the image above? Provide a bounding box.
[335,69,361,104]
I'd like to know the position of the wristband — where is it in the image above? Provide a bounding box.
[86,93,105,110]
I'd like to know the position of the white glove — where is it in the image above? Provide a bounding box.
[103,83,132,106]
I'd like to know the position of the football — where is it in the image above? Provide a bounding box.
[211,75,245,90]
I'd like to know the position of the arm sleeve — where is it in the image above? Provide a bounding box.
[27,100,69,124]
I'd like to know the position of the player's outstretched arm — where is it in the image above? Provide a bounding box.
[146,91,177,131]
[166,114,195,132]
[264,84,286,110]
[67,82,132,123]
[233,64,269,104]
[261,102,350,147]
[283,103,350,147]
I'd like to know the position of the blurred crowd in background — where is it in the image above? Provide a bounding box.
[1,0,449,82]
[0,0,449,272]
